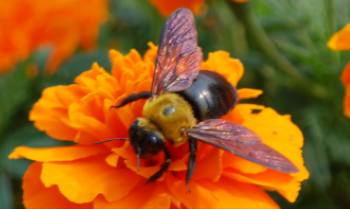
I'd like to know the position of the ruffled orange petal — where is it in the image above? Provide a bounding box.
[342,62,350,85]
[29,85,84,141]
[0,0,108,73]
[328,23,350,51]
[23,163,91,209]
[193,147,223,182]
[9,145,108,162]
[224,170,300,203]
[222,105,309,201]
[201,51,244,87]
[40,155,143,203]
[148,0,204,16]
[344,86,350,117]
[232,0,249,3]
[29,62,143,144]
[341,62,350,117]
[166,175,279,209]
[94,183,172,209]
[238,88,263,100]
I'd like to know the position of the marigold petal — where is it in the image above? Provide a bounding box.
[23,163,91,209]
[232,0,249,3]
[0,0,108,73]
[193,147,223,182]
[238,88,263,100]
[41,156,143,203]
[30,85,83,141]
[243,108,309,177]
[222,105,309,201]
[166,175,279,209]
[149,0,204,16]
[344,86,350,117]
[224,170,301,202]
[222,153,267,174]
[105,153,119,167]
[328,23,350,51]
[208,178,279,209]
[9,145,108,162]
[94,183,172,209]
[201,51,244,86]
[341,62,350,85]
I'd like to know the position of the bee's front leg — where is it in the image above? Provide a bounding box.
[147,144,171,182]
[186,136,197,190]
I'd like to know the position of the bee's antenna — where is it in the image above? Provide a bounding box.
[95,138,127,144]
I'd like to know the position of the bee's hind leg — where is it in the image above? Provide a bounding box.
[147,145,171,182]
[186,137,197,191]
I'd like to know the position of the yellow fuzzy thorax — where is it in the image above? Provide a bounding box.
[142,93,197,145]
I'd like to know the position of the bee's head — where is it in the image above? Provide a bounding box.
[129,118,165,157]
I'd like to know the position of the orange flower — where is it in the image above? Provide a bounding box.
[0,0,108,73]
[328,23,350,51]
[328,23,350,117]
[148,0,248,16]
[341,62,350,117]
[10,43,309,209]
[149,0,204,16]
[232,0,249,3]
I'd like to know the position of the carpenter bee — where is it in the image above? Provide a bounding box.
[109,8,298,185]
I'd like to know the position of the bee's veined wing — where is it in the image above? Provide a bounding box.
[152,8,202,95]
[187,119,298,173]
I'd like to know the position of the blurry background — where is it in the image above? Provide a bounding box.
[1,0,350,208]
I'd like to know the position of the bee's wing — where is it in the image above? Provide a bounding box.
[187,119,298,173]
[151,8,202,95]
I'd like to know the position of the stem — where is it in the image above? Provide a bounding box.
[227,1,328,99]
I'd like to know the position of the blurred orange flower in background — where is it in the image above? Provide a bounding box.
[10,44,309,209]
[328,23,350,117]
[149,0,204,16]
[232,0,249,3]
[149,0,248,16]
[0,0,108,74]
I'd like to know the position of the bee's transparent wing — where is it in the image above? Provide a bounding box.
[151,8,202,95]
[187,119,298,173]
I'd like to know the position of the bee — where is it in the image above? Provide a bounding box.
[109,8,298,186]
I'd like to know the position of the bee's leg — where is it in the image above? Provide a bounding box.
[147,145,171,182]
[186,137,197,189]
[111,91,153,108]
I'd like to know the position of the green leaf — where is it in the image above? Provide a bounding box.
[45,50,110,86]
[0,124,66,178]
[0,172,13,209]
[0,63,33,136]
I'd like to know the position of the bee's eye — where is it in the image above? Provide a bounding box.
[162,105,176,116]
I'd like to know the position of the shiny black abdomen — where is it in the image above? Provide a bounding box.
[178,70,237,121]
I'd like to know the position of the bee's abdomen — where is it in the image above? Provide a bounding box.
[178,70,237,121]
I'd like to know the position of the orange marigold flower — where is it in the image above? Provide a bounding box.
[149,0,204,16]
[0,0,108,73]
[341,62,350,117]
[328,23,350,51]
[328,23,350,117]
[232,0,249,3]
[10,43,309,209]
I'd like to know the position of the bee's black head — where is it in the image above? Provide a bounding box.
[129,118,165,157]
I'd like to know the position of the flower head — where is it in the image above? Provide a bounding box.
[328,23,350,51]
[149,0,204,16]
[148,0,248,16]
[10,43,309,209]
[0,0,108,73]
[328,23,350,117]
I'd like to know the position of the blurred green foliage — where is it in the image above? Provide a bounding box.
[1,0,350,208]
